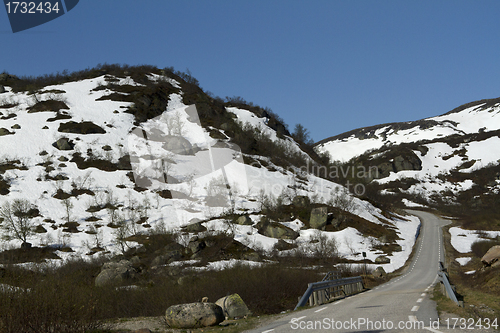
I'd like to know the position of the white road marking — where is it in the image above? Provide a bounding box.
[289,316,306,323]
[417,298,423,303]
[411,305,420,312]
[315,307,328,313]
[409,315,418,322]
[421,293,426,297]
[261,330,274,333]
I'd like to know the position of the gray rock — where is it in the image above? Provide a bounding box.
[95,260,138,286]
[236,215,253,225]
[183,221,207,233]
[151,250,182,267]
[372,266,386,278]
[242,252,261,262]
[257,219,299,240]
[165,302,224,329]
[310,206,328,230]
[53,138,74,150]
[162,135,194,155]
[292,195,310,208]
[187,239,206,254]
[274,239,297,251]
[216,293,250,319]
[375,256,390,264]
[0,85,5,93]
[481,245,500,267]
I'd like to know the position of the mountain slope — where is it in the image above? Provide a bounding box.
[315,97,500,213]
[0,65,418,273]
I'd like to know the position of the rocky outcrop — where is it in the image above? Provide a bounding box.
[58,121,106,134]
[481,245,500,267]
[165,302,224,329]
[215,293,250,319]
[373,151,422,179]
[310,206,328,230]
[95,260,138,286]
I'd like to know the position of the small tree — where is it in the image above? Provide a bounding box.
[292,123,313,146]
[0,199,37,245]
[61,197,73,224]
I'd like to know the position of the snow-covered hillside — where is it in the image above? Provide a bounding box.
[0,71,419,273]
[315,97,500,205]
[316,99,500,163]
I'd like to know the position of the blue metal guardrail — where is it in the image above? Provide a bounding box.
[295,274,364,310]
[438,261,461,306]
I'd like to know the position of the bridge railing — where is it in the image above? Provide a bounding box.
[294,272,364,310]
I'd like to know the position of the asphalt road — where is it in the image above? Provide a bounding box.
[244,210,469,333]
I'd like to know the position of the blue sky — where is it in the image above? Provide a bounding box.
[2,1,500,142]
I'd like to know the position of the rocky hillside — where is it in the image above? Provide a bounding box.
[0,65,419,273]
[315,97,500,215]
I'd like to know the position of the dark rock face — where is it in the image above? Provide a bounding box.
[53,138,75,150]
[165,302,224,329]
[0,128,13,136]
[58,121,106,134]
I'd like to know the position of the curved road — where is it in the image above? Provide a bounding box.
[245,210,454,333]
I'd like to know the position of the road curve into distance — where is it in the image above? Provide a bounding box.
[245,210,456,333]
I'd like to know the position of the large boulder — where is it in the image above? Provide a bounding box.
[236,215,253,225]
[215,293,250,319]
[292,195,310,208]
[151,250,183,267]
[257,219,299,240]
[165,302,224,329]
[375,256,390,264]
[372,266,386,278]
[95,260,138,286]
[310,206,328,230]
[0,86,5,93]
[481,245,500,267]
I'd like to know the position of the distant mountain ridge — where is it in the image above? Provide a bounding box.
[315,96,500,215]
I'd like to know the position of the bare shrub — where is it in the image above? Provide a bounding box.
[0,199,37,244]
